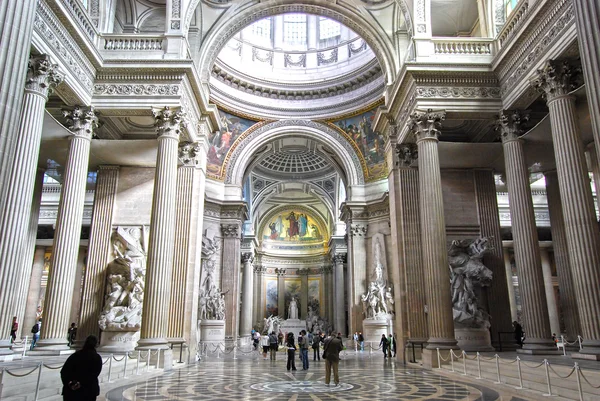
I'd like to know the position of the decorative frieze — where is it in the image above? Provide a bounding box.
[415,87,501,99]
[93,84,180,96]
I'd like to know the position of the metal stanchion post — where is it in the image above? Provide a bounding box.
[147,349,151,372]
[136,351,140,375]
[578,336,582,351]
[22,337,27,359]
[495,355,501,383]
[574,363,584,401]
[233,346,237,360]
[124,353,128,379]
[108,355,113,382]
[544,360,552,396]
[0,368,4,401]
[216,344,220,359]
[34,363,42,401]
[450,350,455,372]
[561,335,566,356]
[436,348,441,369]
[476,352,482,379]
[516,357,523,389]
[179,343,184,363]
[369,343,372,358]
[462,351,467,375]
[157,349,161,369]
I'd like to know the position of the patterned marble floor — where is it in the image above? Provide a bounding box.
[105,351,515,401]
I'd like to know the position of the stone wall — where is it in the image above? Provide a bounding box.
[113,167,155,225]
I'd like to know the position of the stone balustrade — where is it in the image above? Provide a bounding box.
[498,0,530,48]
[432,39,494,56]
[102,35,165,51]
[59,0,97,41]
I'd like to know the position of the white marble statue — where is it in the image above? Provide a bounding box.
[288,297,299,320]
[199,234,227,320]
[361,236,394,320]
[448,237,493,329]
[99,226,146,331]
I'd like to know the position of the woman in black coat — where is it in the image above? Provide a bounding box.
[60,335,103,401]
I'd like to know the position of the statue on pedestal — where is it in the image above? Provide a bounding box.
[288,297,299,320]
[99,226,146,331]
[361,237,394,319]
[199,234,227,320]
[448,237,493,328]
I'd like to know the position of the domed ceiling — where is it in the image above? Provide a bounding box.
[210,13,384,119]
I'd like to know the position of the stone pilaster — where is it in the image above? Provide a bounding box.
[497,110,555,352]
[253,265,265,323]
[15,168,45,338]
[348,222,367,335]
[0,0,39,211]
[37,107,97,350]
[168,141,206,347]
[532,61,600,355]
[321,265,334,324]
[240,253,254,337]
[539,248,561,336]
[77,165,119,344]
[502,248,518,322]
[394,143,428,344]
[333,254,346,336]
[0,55,62,345]
[137,107,183,351]
[408,109,456,352]
[473,169,514,347]
[23,246,45,337]
[544,170,581,341]
[276,268,286,319]
[571,0,600,180]
[221,220,243,340]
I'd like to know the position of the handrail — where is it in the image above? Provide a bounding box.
[227,35,368,55]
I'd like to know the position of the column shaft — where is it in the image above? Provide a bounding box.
[586,143,600,215]
[333,256,346,336]
[349,224,366,335]
[77,166,119,343]
[502,137,553,350]
[69,247,87,327]
[417,137,456,349]
[502,248,518,322]
[240,254,254,336]
[139,133,179,348]
[23,247,46,337]
[544,170,581,340]
[300,272,308,320]
[40,126,94,348]
[221,223,242,340]
[540,248,560,336]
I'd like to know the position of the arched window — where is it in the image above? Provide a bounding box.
[283,14,307,46]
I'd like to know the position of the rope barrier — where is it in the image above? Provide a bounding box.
[41,363,63,370]
[521,360,546,369]
[4,366,40,377]
[112,355,126,362]
[543,360,552,396]
[579,368,600,389]
[102,357,111,365]
[548,364,576,379]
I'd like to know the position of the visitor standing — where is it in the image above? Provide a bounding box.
[323,331,343,386]
[286,332,297,371]
[312,331,322,361]
[269,331,278,360]
[30,319,41,350]
[299,330,309,370]
[353,332,358,350]
[379,334,389,358]
[513,321,524,347]
[9,316,18,343]
[68,323,77,347]
[392,333,397,357]
[358,332,364,351]
[260,332,270,359]
[387,334,393,357]
[60,335,102,401]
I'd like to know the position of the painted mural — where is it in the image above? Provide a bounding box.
[332,107,387,179]
[284,279,301,319]
[262,210,324,243]
[308,278,321,316]
[265,278,278,318]
[207,110,258,178]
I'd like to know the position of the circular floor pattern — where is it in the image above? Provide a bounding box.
[106,353,501,401]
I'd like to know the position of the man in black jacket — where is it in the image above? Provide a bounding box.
[60,335,102,401]
[323,332,343,386]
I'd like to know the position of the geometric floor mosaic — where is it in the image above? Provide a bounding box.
[105,351,510,401]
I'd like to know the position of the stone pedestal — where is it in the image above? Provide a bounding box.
[454,328,494,352]
[280,319,307,336]
[99,330,140,353]
[199,320,226,344]
[362,317,393,342]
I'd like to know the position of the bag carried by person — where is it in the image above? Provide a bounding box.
[31,324,39,334]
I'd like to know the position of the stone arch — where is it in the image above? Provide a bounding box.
[224,120,366,187]
[193,1,402,85]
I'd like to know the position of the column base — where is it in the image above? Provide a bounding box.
[34,337,70,351]
[571,352,600,361]
[517,348,561,355]
[136,337,170,350]
[518,338,560,355]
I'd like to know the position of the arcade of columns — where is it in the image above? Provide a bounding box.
[0,0,600,367]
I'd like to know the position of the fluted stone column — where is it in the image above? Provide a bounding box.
[322,265,334,324]
[348,223,366,335]
[544,170,581,340]
[333,254,346,336]
[221,221,243,340]
[532,62,600,355]
[497,110,555,353]
[137,107,183,352]
[0,56,62,346]
[277,269,286,318]
[69,247,87,327]
[240,253,254,337]
[168,141,206,348]
[76,166,119,344]
[253,266,265,323]
[15,168,45,338]
[585,143,600,216]
[23,247,46,336]
[408,109,456,355]
[473,169,515,347]
[38,107,98,350]
[539,248,560,336]
[394,143,428,344]
[571,0,600,172]
[502,248,518,322]
[0,0,39,209]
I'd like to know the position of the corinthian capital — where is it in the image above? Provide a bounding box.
[396,143,418,167]
[178,142,200,166]
[531,60,579,101]
[407,109,445,141]
[221,224,239,238]
[242,252,254,264]
[332,254,346,265]
[62,106,98,140]
[495,110,529,143]
[153,106,185,139]
[25,54,63,98]
[350,223,367,237]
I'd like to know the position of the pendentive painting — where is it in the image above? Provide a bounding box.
[308,278,321,316]
[262,209,324,242]
[332,108,386,179]
[207,110,257,178]
[265,278,278,318]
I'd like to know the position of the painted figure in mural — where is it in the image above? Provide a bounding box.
[310,224,320,239]
[287,211,299,238]
[298,213,308,237]
[275,215,284,238]
[268,222,279,239]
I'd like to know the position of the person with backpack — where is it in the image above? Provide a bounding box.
[60,335,102,401]
[323,331,343,386]
[299,330,309,370]
[268,331,278,360]
[9,316,18,343]
[312,331,322,361]
[30,319,41,350]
